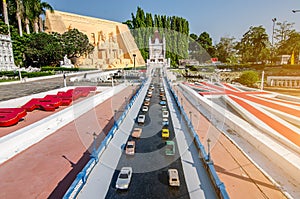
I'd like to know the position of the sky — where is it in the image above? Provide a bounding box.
[45,0,300,44]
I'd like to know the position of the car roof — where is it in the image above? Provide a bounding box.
[127,141,135,145]
[168,169,178,176]
[166,141,174,145]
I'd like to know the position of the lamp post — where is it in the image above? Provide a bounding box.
[114,109,118,129]
[189,111,192,125]
[271,18,277,64]
[207,138,211,162]
[292,10,300,64]
[91,132,97,158]
[271,18,277,46]
[133,54,136,71]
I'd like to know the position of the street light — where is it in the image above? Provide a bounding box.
[207,138,211,162]
[271,18,277,46]
[133,54,136,71]
[189,111,192,125]
[292,10,300,13]
[271,18,277,64]
[114,109,118,129]
[91,132,97,159]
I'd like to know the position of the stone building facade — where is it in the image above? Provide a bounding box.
[0,34,15,71]
[45,10,145,69]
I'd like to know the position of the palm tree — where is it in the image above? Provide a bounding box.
[23,0,32,34]
[15,0,23,36]
[31,0,53,33]
[2,0,9,25]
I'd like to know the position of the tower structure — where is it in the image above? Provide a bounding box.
[0,34,16,71]
[146,30,170,67]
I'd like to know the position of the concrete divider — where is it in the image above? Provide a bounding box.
[63,78,148,199]
[165,79,229,199]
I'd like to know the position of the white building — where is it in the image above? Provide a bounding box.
[0,34,16,71]
[146,30,170,68]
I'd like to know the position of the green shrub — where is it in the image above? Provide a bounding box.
[236,70,259,87]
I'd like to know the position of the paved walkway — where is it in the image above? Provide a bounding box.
[0,84,137,199]
[174,85,287,199]
[0,76,71,101]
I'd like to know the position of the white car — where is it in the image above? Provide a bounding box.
[137,114,145,124]
[145,97,151,102]
[116,167,133,189]
[162,111,169,118]
[142,106,148,112]
[125,141,135,155]
[168,169,180,187]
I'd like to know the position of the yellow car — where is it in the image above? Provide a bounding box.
[162,128,169,139]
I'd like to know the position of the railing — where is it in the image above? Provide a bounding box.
[63,79,147,199]
[164,78,230,199]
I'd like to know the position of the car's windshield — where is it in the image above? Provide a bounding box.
[119,174,128,179]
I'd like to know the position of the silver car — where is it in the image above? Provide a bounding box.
[116,167,133,189]
[137,114,145,124]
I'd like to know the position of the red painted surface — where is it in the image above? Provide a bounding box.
[0,87,96,127]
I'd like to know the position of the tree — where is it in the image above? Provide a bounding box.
[0,18,9,34]
[188,32,215,63]
[215,36,237,63]
[235,25,270,63]
[277,31,300,60]
[274,21,295,44]
[15,0,23,36]
[24,32,63,67]
[61,28,94,59]
[123,7,189,66]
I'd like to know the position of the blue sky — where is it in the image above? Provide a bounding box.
[46,0,300,44]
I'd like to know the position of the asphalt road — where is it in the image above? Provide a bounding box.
[105,71,190,199]
[0,76,70,101]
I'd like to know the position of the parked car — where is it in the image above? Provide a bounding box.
[116,167,133,189]
[162,127,169,139]
[126,141,135,155]
[165,141,175,156]
[168,169,180,187]
[142,106,148,112]
[161,96,166,101]
[147,93,152,98]
[162,118,169,126]
[132,127,142,138]
[162,111,169,118]
[137,114,145,125]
